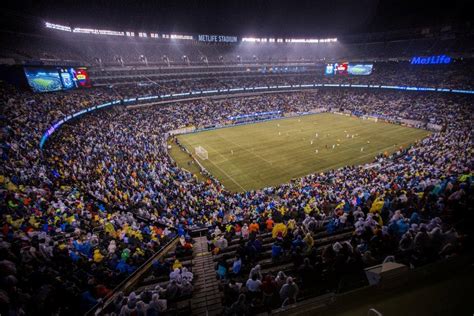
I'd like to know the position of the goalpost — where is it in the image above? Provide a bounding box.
[195,146,209,160]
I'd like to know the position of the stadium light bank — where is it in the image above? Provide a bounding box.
[45,22,337,44]
[241,37,337,44]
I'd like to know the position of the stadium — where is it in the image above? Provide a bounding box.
[0,1,473,315]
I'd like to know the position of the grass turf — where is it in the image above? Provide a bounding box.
[170,113,431,192]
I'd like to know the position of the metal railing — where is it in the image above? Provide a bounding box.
[368,308,383,316]
[86,235,179,315]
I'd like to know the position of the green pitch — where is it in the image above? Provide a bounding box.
[171,113,431,192]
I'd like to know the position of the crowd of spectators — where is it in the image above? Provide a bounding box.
[0,83,177,314]
[211,178,468,313]
[1,68,473,315]
[108,251,195,315]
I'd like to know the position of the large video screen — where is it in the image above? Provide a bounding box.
[74,68,92,88]
[59,68,76,90]
[348,64,373,76]
[24,66,91,92]
[325,62,348,75]
[24,67,63,92]
[325,63,373,76]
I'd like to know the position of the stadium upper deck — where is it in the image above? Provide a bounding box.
[0,19,473,67]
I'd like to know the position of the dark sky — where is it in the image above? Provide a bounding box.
[1,0,471,36]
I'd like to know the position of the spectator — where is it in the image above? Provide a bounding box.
[279,277,299,306]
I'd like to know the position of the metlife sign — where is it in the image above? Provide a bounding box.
[198,34,238,43]
[410,55,452,65]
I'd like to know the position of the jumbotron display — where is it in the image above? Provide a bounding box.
[24,66,91,92]
[325,62,373,76]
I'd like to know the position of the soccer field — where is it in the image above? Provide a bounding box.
[171,113,431,192]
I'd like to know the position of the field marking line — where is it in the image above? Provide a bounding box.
[178,137,247,190]
[319,143,405,172]
[179,137,229,163]
[215,133,275,166]
[203,143,229,163]
[205,157,247,191]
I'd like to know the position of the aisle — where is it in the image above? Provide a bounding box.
[191,236,223,315]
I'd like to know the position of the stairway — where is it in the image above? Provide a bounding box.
[191,236,223,315]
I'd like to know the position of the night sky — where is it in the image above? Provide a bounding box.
[1,0,471,36]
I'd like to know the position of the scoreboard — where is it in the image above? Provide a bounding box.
[24,66,91,93]
[325,62,373,76]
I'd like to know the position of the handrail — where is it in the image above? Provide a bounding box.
[368,308,383,316]
[86,235,179,315]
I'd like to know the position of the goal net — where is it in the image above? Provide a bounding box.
[195,146,208,160]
